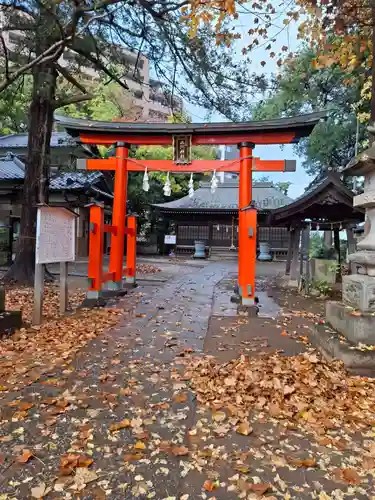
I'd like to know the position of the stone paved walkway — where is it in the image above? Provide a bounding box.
[0,262,374,499]
[0,263,232,498]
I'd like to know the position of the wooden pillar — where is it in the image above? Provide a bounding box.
[324,230,333,248]
[285,227,293,275]
[60,262,68,315]
[290,227,301,282]
[208,222,213,253]
[334,228,341,263]
[87,204,104,298]
[334,228,342,281]
[108,142,129,289]
[32,262,45,325]
[304,227,311,292]
[299,226,310,289]
[125,215,137,285]
[238,142,255,305]
[7,216,13,266]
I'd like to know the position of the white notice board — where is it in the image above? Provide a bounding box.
[36,206,76,264]
[164,235,176,244]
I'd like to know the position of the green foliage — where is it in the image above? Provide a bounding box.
[310,233,337,260]
[255,175,292,195]
[311,279,332,297]
[0,76,32,134]
[59,81,136,121]
[309,233,323,258]
[253,46,368,176]
[274,181,291,196]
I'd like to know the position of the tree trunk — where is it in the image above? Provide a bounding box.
[371,0,375,135]
[3,62,57,285]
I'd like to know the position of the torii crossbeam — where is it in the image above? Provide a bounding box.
[56,112,323,308]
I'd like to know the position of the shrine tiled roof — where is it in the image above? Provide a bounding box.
[0,153,25,180]
[153,180,293,212]
[0,132,73,150]
[0,153,103,189]
[49,171,103,190]
[268,171,364,225]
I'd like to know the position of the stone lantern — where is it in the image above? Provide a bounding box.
[341,134,375,312]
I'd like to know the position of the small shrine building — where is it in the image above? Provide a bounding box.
[154,178,293,259]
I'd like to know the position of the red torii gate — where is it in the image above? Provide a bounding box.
[56,112,323,307]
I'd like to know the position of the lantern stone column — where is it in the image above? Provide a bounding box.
[342,141,375,313]
[314,137,375,367]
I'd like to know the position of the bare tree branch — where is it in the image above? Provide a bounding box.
[0,9,111,92]
[0,43,65,92]
[56,64,88,94]
[70,43,129,90]
[54,93,93,109]
[0,34,10,81]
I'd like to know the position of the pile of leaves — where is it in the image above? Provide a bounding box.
[0,307,124,387]
[183,352,375,433]
[0,285,129,387]
[136,264,161,275]
[5,286,86,323]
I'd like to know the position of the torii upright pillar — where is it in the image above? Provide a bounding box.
[238,142,257,306]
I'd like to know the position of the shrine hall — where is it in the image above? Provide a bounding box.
[153,177,293,259]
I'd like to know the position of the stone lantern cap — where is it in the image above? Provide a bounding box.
[343,123,375,177]
[343,143,375,177]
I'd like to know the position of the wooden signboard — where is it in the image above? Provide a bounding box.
[36,206,76,264]
[33,206,77,325]
[164,234,176,245]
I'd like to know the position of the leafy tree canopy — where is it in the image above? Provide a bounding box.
[252,47,368,177]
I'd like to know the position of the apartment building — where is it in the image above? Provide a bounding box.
[1,12,183,122]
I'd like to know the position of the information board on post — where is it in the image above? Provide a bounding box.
[164,235,176,245]
[33,206,77,325]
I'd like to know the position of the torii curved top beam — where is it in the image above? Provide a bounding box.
[55,111,326,146]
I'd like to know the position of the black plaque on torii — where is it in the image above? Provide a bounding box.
[173,135,192,164]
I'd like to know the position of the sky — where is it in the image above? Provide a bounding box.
[183,10,314,199]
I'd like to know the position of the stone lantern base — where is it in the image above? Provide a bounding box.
[0,288,22,336]
[342,274,375,312]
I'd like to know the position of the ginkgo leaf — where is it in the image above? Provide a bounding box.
[173,392,188,403]
[249,483,272,496]
[124,453,143,462]
[31,483,51,498]
[288,457,316,468]
[203,479,219,491]
[213,411,226,422]
[134,441,146,450]
[236,422,253,436]
[17,449,34,463]
[109,419,131,432]
[339,468,361,485]
[171,446,189,456]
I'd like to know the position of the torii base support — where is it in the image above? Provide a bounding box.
[84,204,137,306]
[236,207,259,316]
